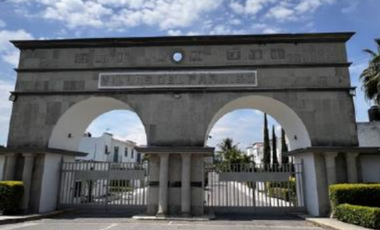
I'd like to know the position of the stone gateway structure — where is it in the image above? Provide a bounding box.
[0,32,372,217]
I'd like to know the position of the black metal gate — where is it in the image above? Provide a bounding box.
[204,162,305,214]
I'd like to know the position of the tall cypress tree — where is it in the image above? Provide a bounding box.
[263,113,271,168]
[281,128,289,164]
[272,125,278,165]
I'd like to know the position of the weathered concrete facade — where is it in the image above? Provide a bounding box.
[3,33,360,216]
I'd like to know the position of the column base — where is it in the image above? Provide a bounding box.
[138,147,214,216]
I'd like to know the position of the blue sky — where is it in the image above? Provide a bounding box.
[0,0,379,150]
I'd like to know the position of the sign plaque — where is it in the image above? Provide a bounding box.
[98,70,257,89]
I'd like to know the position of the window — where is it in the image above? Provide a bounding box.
[104,145,109,154]
[113,146,119,162]
[124,147,128,157]
[131,149,134,159]
[137,153,141,162]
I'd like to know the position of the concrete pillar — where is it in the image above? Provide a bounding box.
[181,154,191,216]
[157,153,169,216]
[346,152,359,183]
[0,155,6,180]
[21,154,35,211]
[4,154,17,181]
[324,153,338,186]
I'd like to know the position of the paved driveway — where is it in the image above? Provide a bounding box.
[0,213,324,230]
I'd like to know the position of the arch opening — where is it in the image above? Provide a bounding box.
[48,97,147,152]
[205,95,311,151]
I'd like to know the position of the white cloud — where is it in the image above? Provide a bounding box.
[86,110,147,146]
[0,20,6,28]
[342,1,358,14]
[167,29,182,36]
[229,0,336,23]
[0,29,33,66]
[207,109,280,151]
[17,0,223,31]
[267,5,295,21]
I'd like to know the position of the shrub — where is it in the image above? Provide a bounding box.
[336,204,380,229]
[329,184,380,213]
[268,187,295,202]
[0,181,24,215]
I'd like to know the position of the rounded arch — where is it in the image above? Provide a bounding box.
[48,97,147,152]
[206,95,311,150]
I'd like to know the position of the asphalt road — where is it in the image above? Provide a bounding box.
[0,215,324,230]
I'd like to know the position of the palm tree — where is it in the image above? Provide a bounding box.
[216,138,249,164]
[360,39,380,104]
[216,138,237,161]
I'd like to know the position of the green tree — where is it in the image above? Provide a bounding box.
[360,39,380,104]
[216,138,250,164]
[281,129,289,164]
[272,125,278,166]
[263,113,271,167]
[281,128,289,164]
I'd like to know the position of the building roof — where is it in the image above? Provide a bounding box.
[11,32,355,50]
[0,147,88,157]
[284,146,380,156]
[135,147,214,155]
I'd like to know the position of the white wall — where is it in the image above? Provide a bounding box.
[357,122,380,147]
[39,154,63,213]
[78,133,112,162]
[78,133,139,163]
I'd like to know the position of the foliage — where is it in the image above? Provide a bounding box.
[271,125,278,165]
[335,204,380,229]
[0,181,24,215]
[329,184,380,214]
[281,129,289,164]
[109,186,133,193]
[142,154,150,162]
[267,177,296,202]
[216,138,250,164]
[263,113,271,166]
[360,39,380,105]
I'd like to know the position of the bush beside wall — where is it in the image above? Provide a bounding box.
[335,204,380,229]
[0,181,24,215]
[329,184,380,212]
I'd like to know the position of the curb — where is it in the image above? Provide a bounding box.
[296,214,369,230]
[0,209,73,225]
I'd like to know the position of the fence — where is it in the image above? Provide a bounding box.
[204,162,305,213]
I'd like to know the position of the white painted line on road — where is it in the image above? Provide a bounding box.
[0,223,39,230]
[166,223,320,229]
[99,223,118,230]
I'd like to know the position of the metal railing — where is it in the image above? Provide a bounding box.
[204,162,305,212]
[59,162,148,209]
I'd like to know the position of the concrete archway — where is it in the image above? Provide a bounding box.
[206,95,311,150]
[48,97,147,152]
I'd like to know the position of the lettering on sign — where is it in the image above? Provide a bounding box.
[75,53,88,64]
[98,70,258,89]
[249,49,263,60]
[226,48,241,60]
[270,49,285,60]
